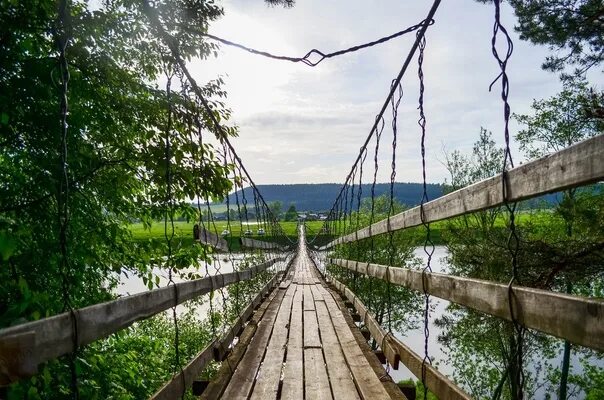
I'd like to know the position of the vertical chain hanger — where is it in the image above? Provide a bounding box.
[367,117,384,314]
[417,27,435,400]
[162,66,186,398]
[54,0,79,397]
[353,147,367,293]
[387,79,403,335]
[490,0,524,398]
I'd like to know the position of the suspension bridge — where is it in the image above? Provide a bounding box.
[1,0,604,399]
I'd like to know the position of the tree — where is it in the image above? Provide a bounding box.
[478,0,604,77]
[0,0,237,397]
[515,80,602,158]
[284,204,298,221]
[269,200,283,221]
[443,127,504,227]
[515,80,604,400]
[438,108,604,398]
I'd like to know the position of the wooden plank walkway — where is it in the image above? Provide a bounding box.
[217,226,404,400]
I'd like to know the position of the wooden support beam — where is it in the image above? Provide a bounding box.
[330,258,604,351]
[197,227,230,252]
[240,237,288,251]
[150,340,217,400]
[330,278,471,400]
[213,272,282,361]
[192,380,211,396]
[323,134,604,249]
[0,257,284,384]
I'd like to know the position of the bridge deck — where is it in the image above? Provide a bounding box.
[214,229,403,400]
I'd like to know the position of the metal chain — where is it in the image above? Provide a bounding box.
[368,116,384,314]
[417,29,435,400]
[193,121,220,338]
[162,71,184,395]
[54,0,79,397]
[490,1,524,398]
[195,19,434,67]
[222,144,242,316]
[387,79,402,334]
[353,148,368,293]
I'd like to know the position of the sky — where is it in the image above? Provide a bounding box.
[189,0,597,185]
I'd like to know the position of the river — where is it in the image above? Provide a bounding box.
[116,246,597,397]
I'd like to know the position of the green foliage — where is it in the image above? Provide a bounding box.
[515,79,603,160]
[328,195,423,333]
[476,0,604,77]
[0,0,242,397]
[397,379,439,400]
[438,114,604,398]
[508,0,604,76]
[269,200,283,220]
[284,204,298,221]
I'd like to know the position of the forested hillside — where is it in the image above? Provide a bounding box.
[226,183,444,211]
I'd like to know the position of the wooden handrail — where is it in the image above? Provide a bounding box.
[150,270,283,399]
[197,227,230,252]
[322,134,604,249]
[240,237,288,251]
[329,258,604,350]
[329,277,471,400]
[0,257,284,384]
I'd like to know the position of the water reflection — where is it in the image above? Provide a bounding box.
[115,254,291,317]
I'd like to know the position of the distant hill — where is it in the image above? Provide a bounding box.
[225,183,445,212]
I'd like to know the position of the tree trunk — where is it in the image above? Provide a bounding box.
[558,189,575,400]
[558,281,573,400]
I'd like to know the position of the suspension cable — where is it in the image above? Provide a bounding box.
[316,0,441,237]
[490,0,524,398]
[189,19,434,67]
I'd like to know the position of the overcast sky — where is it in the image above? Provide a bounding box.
[190,0,600,185]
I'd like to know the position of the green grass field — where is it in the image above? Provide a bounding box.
[128,210,559,248]
[128,220,324,242]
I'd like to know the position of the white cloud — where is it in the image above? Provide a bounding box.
[185,0,601,186]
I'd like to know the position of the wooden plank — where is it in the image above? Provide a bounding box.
[315,301,361,400]
[304,347,333,400]
[153,273,283,399]
[323,286,406,400]
[310,284,325,302]
[221,287,288,399]
[324,134,604,249]
[304,285,315,311]
[330,278,471,400]
[201,286,281,400]
[214,272,281,361]
[304,310,322,349]
[318,286,391,400]
[331,281,399,370]
[282,286,304,400]
[0,257,284,383]
[150,339,217,400]
[250,285,297,399]
[330,258,604,351]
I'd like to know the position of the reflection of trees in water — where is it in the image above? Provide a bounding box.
[328,195,425,339]
[437,127,604,398]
